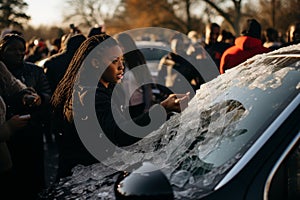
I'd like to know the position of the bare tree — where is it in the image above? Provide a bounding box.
[201,0,300,38]
[200,0,244,35]
[63,0,119,29]
[0,0,30,30]
[110,0,205,34]
[257,0,300,34]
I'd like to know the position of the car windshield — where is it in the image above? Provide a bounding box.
[41,45,300,200]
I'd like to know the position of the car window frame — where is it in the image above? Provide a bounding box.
[215,93,300,190]
[263,127,300,199]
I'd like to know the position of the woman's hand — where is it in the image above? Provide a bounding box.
[160,92,190,113]
[23,93,41,107]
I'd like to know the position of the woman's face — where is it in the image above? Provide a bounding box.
[100,45,124,87]
[1,39,25,70]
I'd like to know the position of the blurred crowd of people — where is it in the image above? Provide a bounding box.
[0,18,299,199]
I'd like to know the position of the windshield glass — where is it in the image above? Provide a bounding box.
[110,49,300,199]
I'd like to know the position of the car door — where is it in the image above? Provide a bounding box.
[245,104,300,200]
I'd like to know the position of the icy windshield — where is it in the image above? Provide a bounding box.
[42,45,300,200]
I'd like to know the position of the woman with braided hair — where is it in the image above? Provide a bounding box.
[51,34,190,179]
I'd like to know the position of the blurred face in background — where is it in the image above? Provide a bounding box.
[210,26,220,43]
[1,39,25,70]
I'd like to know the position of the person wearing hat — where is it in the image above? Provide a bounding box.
[219,18,270,74]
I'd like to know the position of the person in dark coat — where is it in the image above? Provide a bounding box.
[0,33,51,199]
[43,33,86,93]
[263,28,282,51]
[51,34,190,179]
[204,23,221,49]
[157,33,202,98]
[206,29,234,68]
[0,61,41,198]
[43,34,86,143]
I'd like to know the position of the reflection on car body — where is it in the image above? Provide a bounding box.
[40,44,300,200]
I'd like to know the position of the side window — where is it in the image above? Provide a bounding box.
[268,141,300,200]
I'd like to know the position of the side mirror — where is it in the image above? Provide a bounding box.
[114,162,174,200]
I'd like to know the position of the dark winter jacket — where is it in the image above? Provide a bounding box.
[206,41,232,68]
[44,52,73,93]
[53,82,165,179]
[9,62,51,106]
[4,62,51,117]
[0,61,26,172]
[44,34,86,93]
[94,82,158,146]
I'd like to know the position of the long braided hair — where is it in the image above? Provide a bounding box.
[51,34,118,121]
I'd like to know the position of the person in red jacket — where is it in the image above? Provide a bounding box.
[220,19,270,74]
